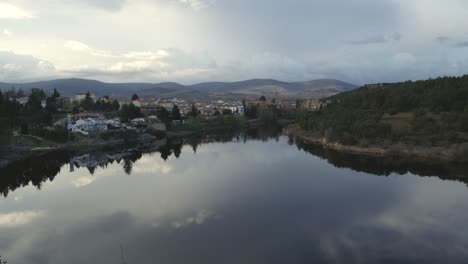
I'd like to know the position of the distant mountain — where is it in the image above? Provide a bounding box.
[0,78,357,98]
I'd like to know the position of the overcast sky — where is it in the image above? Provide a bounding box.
[0,0,468,85]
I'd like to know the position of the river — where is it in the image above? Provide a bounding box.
[1,128,468,264]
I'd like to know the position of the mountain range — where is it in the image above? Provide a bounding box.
[0,78,357,99]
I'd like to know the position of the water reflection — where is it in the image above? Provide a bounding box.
[1,126,468,263]
[1,127,467,198]
[294,138,468,186]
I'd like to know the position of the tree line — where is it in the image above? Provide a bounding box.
[297,75,468,150]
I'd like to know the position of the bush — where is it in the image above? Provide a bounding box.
[146,127,166,139]
[446,143,468,162]
[30,126,70,143]
[122,130,138,144]
[20,122,29,135]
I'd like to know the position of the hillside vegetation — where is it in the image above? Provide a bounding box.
[297,75,468,161]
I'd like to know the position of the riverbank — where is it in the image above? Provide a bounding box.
[284,124,468,163]
[167,118,293,139]
[0,119,294,168]
[0,132,159,168]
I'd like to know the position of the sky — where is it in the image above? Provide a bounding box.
[0,0,468,85]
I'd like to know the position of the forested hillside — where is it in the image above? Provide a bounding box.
[297,75,468,154]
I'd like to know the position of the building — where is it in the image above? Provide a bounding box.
[131,118,146,126]
[56,96,71,111]
[300,99,324,111]
[75,93,96,102]
[67,114,108,135]
[131,99,141,107]
[107,118,122,130]
[150,122,166,131]
[159,102,174,110]
[140,105,160,115]
[237,106,245,115]
[16,97,29,106]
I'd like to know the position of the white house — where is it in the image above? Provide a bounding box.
[75,93,96,102]
[131,99,142,107]
[107,118,122,129]
[68,116,108,135]
[159,102,174,110]
[237,106,245,115]
[131,118,146,126]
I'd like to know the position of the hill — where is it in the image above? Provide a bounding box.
[0,78,356,98]
[295,75,468,162]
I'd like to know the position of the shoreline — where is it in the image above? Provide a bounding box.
[0,119,289,168]
[0,133,159,168]
[283,124,464,163]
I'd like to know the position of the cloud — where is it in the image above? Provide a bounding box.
[2,29,12,36]
[0,51,57,82]
[129,156,173,174]
[72,176,96,187]
[0,2,34,19]
[171,210,217,229]
[0,210,44,227]
[455,41,468,48]
[81,0,126,11]
[434,36,451,44]
[123,50,170,60]
[64,40,115,57]
[1,0,468,85]
[58,44,218,83]
[64,40,171,62]
[177,0,216,10]
[350,32,402,45]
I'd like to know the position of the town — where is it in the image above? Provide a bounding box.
[0,87,325,145]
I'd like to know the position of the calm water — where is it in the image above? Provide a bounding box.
[1,129,468,264]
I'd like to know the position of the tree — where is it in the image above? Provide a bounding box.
[45,96,58,113]
[0,90,4,105]
[245,104,258,119]
[81,92,95,111]
[21,89,51,127]
[156,107,170,123]
[17,88,25,98]
[259,96,267,102]
[52,88,60,98]
[4,94,21,126]
[189,104,198,117]
[172,105,182,120]
[44,89,61,114]
[222,109,233,115]
[112,100,120,110]
[20,122,29,134]
[131,94,139,101]
[6,86,16,99]
[26,88,46,111]
[120,103,142,122]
